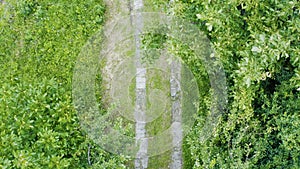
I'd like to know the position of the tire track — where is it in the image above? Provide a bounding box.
[129,1,149,168]
[170,59,182,169]
[168,0,183,168]
[103,2,149,168]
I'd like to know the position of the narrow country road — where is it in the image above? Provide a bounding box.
[102,0,183,168]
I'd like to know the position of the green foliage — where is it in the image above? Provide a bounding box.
[141,25,168,64]
[0,0,130,168]
[143,0,170,12]
[170,0,300,168]
[1,0,299,168]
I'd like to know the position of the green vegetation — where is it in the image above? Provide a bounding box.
[0,0,129,168]
[170,1,300,168]
[141,0,300,168]
[1,0,299,168]
[141,26,168,64]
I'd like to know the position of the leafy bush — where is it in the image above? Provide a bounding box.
[170,0,300,168]
[0,0,129,168]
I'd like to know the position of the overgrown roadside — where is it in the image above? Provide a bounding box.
[0,0,131,168]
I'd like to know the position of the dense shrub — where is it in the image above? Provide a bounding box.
[171,0,300,168]
[0,0,128,168]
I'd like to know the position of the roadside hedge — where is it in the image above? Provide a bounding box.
[171,0,300,168]
[0,0,129,168]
